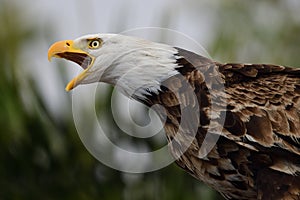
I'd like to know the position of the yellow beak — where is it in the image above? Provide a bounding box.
[48,40,94,91]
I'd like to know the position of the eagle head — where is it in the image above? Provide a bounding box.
[48,34,180,98]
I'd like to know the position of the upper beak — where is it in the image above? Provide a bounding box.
[48,40,94,91]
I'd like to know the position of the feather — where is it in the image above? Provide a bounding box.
[144,47,300,199]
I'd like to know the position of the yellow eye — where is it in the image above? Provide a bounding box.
[88,39,102,49]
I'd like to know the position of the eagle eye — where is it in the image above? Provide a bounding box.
[88,38,102,49]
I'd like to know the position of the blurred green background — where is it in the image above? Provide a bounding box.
[1,0,300,199]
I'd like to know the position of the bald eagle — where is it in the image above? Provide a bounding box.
[48,34,300,200]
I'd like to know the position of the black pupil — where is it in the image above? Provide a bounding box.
[92,41,98,47]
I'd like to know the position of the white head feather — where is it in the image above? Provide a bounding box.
[74,34,180,99]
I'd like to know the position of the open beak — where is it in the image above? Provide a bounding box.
[48,40,94,91]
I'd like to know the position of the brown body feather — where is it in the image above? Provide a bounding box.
[141,48,300,200]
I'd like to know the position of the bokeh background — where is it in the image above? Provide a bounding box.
[1,0,300,199]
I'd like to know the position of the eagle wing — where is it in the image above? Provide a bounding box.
[176,47,300,157]
[219,63,300,199]
[220,63,300,155]
[168,48,300,199]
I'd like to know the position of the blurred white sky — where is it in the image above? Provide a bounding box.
[18,0,216,41]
